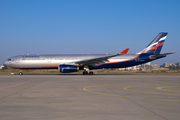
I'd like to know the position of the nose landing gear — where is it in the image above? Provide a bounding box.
[19,70,23,75]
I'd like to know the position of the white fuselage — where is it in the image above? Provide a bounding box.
[3,54,136,69]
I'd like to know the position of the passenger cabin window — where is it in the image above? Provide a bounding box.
[7,59,11,61]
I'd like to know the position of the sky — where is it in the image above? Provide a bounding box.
[0,0,180,65]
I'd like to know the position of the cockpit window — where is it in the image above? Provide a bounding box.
[7,59,11,61]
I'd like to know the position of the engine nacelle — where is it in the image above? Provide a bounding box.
[59,64,79,73]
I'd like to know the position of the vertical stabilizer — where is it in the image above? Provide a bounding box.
[138,33,167,54]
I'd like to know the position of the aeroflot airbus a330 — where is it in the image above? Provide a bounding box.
[3,33,175,75]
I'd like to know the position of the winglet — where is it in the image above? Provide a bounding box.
[120,48,129,54]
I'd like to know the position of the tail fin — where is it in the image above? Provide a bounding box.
[138,33,167,54]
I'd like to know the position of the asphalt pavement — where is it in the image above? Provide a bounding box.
[0,74,179,120]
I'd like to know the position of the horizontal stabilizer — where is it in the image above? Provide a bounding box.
[150,52,175,60]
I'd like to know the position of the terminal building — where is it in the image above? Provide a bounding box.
[160,63,180,68]
[125,62,152,71]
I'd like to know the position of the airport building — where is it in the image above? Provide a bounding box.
[161,63,170,67]
[176,63,180,66]
[161,63,178,68]
[125,62,152,71]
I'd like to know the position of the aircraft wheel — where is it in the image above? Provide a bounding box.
[89,72,93,75]
[19,72,23,75]
[83,71,88,75]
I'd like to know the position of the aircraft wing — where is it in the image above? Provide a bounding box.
[73,48,129,66]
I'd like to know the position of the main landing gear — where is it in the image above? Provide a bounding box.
[83,65,93,75]
[83,71,93,75]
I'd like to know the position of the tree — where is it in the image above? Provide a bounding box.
[169,66,173,70]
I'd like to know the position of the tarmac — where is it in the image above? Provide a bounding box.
[0,74,180,120]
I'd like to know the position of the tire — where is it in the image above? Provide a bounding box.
[19,72,23,75]
[89,72,93,75]
[83,71,88,75]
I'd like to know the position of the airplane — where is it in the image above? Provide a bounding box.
[3,33,175,75]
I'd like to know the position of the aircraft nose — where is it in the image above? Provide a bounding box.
[3,61,8,66]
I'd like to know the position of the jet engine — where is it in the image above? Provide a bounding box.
[59,64,79,73]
